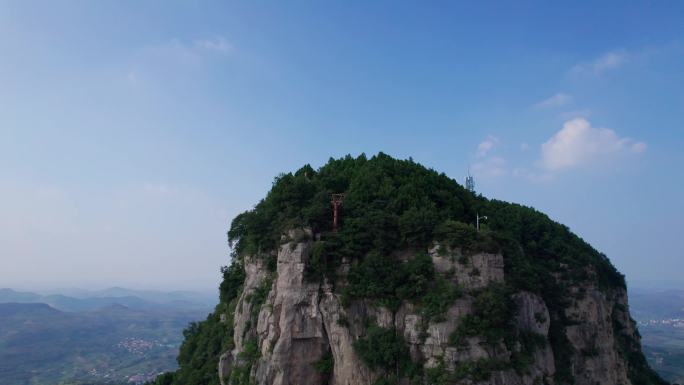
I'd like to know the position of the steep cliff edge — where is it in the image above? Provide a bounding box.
[151,154,666,385]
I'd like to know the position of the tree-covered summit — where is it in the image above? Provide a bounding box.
[227,152,624,291]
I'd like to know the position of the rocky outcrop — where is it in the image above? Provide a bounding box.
[429,245,505,290]
[218,351,233,384]
[253,231,329,385]
[320,294,378,385]
[564,287,632,385]
[513,292,556,383]
[219,232,646,385]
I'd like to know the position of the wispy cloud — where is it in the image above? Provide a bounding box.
[593,51,627,72]
[472,135,507,177]
[472,156,507,178]
[512,167,554,182]
[534,93,573,109]
[540,118,646,171]
[571,51,628,75]
[194,37,235,55]
[476,135,499,157]
[124,36,236,90]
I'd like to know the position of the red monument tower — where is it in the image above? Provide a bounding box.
[331,193,345,231]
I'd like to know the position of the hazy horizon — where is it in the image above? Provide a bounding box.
[1,285,218,296]
[5,281,684,297]
[4,275,683,295]
[2,1,683,291]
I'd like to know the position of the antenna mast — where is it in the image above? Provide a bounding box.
[465,168,475,193]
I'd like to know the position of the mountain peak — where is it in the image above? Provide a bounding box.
[151,154,666,385]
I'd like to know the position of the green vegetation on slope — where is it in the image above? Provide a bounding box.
[147,263,245,385]
[155,153,665,385]
[342,251,460,319]
[448,284,515,346]
[353,325,416,385]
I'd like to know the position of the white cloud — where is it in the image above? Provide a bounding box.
[123,37,236,91]
[472,135,506,178]
[520,142,530,151]
[476,135,499,157]
[194,37,235,54]
[631,142,648,153]
[540,118,646,171]
[571,51,628,75]
[535,93,573,109]
[594,52,626,72]
[513,167,554,182]
[472,156,507,177]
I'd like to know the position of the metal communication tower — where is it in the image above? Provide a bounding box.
[465,171,475,193]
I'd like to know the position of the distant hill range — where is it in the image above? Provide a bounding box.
[0,301,207,385]
[0,288,215,385]
[629,288,684,321]
[0,287,215,312]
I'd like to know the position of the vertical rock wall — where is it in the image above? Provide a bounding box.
[219,231,643,385]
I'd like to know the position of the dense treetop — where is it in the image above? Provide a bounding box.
[227,152,624,291]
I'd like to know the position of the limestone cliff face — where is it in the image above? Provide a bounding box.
[217,229,645,385]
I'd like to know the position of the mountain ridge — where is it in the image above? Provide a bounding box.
[0,287,214,312]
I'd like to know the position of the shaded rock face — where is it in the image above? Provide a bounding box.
[564,288,632,385]
[253,234,329,385]
[220,231,641,385]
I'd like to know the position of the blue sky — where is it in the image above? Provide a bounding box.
[1,1,682,291]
